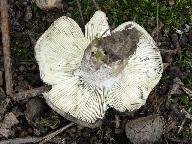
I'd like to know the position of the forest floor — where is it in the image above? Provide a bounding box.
[0,0,192,143]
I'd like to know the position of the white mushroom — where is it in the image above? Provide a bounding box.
[35,10,163,128]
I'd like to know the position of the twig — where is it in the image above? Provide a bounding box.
[76,0,85,26]
[92,0,100,10]
[155,0,159,42]
[0,137,40,144]
[181,87,192,97]
[0,136,65,144]
[151,21,164,38]
[181,108,192,120]
[174,77,192,97]
[0,0,13,97]
[35,122,74,144]
[15,86,49,101]
[177,118,186,134]
[168,137,188,143]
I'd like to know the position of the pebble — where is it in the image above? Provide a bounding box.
[125,115,164,144]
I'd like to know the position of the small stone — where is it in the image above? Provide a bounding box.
[125,115,164,144]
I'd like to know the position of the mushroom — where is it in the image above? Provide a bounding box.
[35,11,163,128]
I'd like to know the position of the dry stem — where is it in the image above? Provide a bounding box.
[15,86,49,101]
[35,122,74,144]
[76,0,85,26]
[0,0,13,97]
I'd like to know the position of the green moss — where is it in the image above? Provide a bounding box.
[174,48,192,85]
[160,72,171,84]
[70,0,192,33]
[171,95,191,109]
[35,111,61,129]
[175,48,192,71]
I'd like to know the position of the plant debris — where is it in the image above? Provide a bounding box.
[0,112,19,138]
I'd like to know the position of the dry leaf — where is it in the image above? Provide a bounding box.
[0,112,19,138]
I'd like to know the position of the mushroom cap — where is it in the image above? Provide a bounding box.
[35,11,163,127]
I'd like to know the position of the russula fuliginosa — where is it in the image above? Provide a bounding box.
[35,11,163,128]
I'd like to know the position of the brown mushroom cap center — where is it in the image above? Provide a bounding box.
[81,26,141,75]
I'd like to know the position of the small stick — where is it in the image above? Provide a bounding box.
[177,118,186,134]
[0,137,40,144]
[0,0,13,97]
[0,137,65,144]
[92,0,100,10]
[35,122,74,144]
[174,77,192,97]
[76,0,85,26]
[181,87,192,97]
[15,86,49,101]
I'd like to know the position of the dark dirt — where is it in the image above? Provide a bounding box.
[0,0,192,144]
